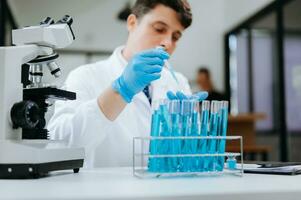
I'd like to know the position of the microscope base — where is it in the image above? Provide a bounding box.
[0,140,84,179]
[0,160,83,179]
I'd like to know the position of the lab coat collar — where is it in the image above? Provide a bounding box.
[115,45,128,67]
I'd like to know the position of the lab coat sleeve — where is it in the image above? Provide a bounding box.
[48,66,113,152]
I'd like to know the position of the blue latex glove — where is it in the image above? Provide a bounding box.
[166,91,208,101]
[112,48,169,103]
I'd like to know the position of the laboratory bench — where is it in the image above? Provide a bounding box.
[1,167,301,200]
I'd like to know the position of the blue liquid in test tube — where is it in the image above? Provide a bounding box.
[168,100,181,172]
[158,101,171,172]
[149,108,160,172]
[198,101,210,171]
[180,100,193,172]
[189,100,200,172]
[227,156,237,170]
[205,101,220,171]
[216,101,229,171]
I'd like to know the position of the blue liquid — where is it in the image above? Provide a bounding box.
[180,114,190,172]
[198,110,209,171]
[170,113,181,172]
[227,157,237,170]
[159,105,171,172]
[217,107,228,171]
[149,100,229,174]
[206,112,219,171]
[148,110,160,172]
[190,112,199,172]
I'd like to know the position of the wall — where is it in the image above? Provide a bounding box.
[172,0,272,91]
[223,0,273,30]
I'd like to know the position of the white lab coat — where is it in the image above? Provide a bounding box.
[48,46,191,168]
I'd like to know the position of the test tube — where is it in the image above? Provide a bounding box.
[159,99,171,136]
[158,99,171,172]
[216,101,229,171]
[189,100,200,172]
[205,101,220,172]
[168,100,181,172]
[180,100,193,172]
[148,100,161,172]
[198,100,210,171]
[226,155,237,170]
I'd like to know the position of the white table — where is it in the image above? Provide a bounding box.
[0,167,301,200]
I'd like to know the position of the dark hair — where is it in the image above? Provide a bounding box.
[198,67,210,77]
[131,0,192,29]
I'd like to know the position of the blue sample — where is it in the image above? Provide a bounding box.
[207,113,218,171]
[159,104,171,172]
[168,100,181,172]
[198,102,210,172]
[227,157,237,170]
[205,101,219,171]
[179,100,199,172]
[170,113,181,172]
[179,100,192,172]
[216,102,229,171]
[148,99,229,174]
[148,110,160,172]
[190,111,199,172]
[180,114,190,172]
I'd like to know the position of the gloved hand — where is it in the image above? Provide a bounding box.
[166,91,208,101]
[112,48,169,103]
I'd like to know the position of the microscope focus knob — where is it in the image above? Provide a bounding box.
[10,101,40,129]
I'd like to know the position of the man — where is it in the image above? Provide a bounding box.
[48,0,207,168]
[196,67,225,101]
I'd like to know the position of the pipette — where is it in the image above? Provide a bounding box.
[165,61,179,85]
[156,46,179,85]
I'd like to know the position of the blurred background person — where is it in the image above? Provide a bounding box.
[196,67,225,101]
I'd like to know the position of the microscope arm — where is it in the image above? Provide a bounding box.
[0,45,41,140]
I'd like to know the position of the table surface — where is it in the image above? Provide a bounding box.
[228,113,266,122]
[1,167,301,200]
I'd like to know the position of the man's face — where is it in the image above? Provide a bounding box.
[127,4,185,55]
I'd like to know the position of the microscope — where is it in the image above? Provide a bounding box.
[0,15,84,178]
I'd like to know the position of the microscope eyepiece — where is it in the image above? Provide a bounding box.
[57,15,75,40]
[40,17,55,25]
[57,15,73,26]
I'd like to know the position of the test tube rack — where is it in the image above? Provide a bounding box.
[133,135,243,178]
